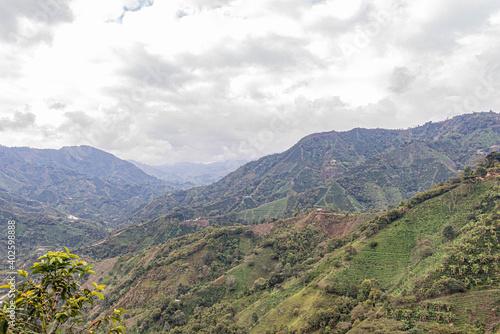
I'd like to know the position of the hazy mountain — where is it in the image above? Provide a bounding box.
[130,160,248,190]
[0,145,171,224]
[128,111,500,223]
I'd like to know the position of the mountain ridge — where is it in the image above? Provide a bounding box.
[130,159,248,190]
[127,111,500,223]
[82,161,500,333]
[0,145,171,224]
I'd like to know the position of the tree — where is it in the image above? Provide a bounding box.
[172,310,186,326]
[482,151,500,168]
[443,225,456,241]
[0,249,125,334]
[462,165,473,179]
[474,166,488,178]
[283,263,293,278]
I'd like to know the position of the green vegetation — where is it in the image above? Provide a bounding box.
[0,214,108,270]
[81,154,500,333]
[0,249,125,334]
[2,114,500,333]
[130,111,500,223]
[81,216,204,260]
[238,197,288,222]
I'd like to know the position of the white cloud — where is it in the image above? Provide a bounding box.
[0,110,36,131]
[0,0,74,44]
[0,0,500,164]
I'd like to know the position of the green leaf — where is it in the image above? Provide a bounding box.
[111,325,127,333]
[17,270,28,278]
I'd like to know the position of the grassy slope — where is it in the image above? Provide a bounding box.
[328,180,488,293]
[237,197,288,222]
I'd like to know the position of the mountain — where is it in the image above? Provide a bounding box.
[128,111,500,223]
[0,145,171,224]
[81,160,500,333]
[130,160,248,190]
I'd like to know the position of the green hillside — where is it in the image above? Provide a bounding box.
[129,112,500,223]
[80,153,500,333]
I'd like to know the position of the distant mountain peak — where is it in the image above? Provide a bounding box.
[130,159,248,190]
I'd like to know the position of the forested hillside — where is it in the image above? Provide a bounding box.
[1,113,499,333]
[129,111,500,223]
[80,152,500,333]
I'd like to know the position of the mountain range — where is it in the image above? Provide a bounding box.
[128,111,500,224]
[0,145,169,223]
[0,145,175,259]
[130,160,247,190]
[2,112,498,230]
[1,112,498,258]
[81,153,500,333]
[78,111,500,263]
[1,111,500,333]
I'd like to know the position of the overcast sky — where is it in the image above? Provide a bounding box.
[1,0,500,165]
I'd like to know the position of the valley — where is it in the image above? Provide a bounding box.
[1,112,500,333]
[81,152,500,333]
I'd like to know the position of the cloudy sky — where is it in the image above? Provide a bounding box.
[1,0,500,164]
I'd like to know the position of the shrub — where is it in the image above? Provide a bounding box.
[418,246,434,259]
[306,308,340,330]
[426,277,467,298]
[0,249,126,334]
[253,277,267,290]
[442,225,456,241]
[475,166,488,178]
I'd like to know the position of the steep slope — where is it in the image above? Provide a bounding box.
[129,111,500,223]
[84,161,500,333]
[0,145,171,223]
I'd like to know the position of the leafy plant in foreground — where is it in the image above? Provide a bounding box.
[0,249,126,334]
